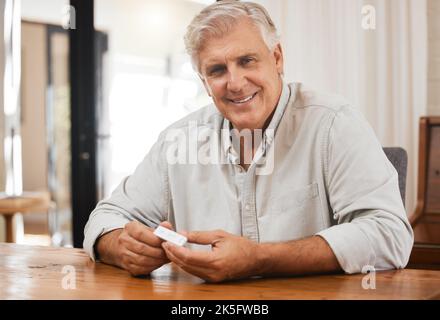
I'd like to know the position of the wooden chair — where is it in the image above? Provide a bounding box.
[408,116,440,269]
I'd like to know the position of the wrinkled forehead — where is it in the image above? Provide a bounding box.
[196,17,264,70]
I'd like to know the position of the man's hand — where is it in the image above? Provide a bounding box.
[95,220,172,276]
[162,230,342,282]
[162,230,263,283]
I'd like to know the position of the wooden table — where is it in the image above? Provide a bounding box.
[1,243,440,300]
[0,192,51,242]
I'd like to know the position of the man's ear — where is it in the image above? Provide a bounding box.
[273,43,284,75]
[198,74,212,97]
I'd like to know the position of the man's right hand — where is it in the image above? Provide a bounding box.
[95,220,172,276]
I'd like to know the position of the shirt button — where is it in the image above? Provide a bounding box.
[245,204,251,211]
[333,213,339,219]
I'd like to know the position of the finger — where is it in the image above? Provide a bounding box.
[159,221,174,230]
[126,263,154,277]
[178,264,220,282]
[163,249,221,282]
[125,221,163,248]
[123,235,168,260]
[162,244,186,266]
[186,230,226,245]
[124,249,168,268]
[162,242,215,267]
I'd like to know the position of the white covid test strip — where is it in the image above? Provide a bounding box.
[154,226,187,246]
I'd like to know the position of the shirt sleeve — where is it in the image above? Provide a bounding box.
[83,132,169,261]
[316,106,414,274]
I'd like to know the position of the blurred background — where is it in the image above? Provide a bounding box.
[0,0,437,249]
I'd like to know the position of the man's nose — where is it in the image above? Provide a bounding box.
[226,68,247,92]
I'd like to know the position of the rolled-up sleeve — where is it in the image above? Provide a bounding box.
[316,106,414,274]
[83,132,169,261]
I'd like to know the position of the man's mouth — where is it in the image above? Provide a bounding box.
[227,92,258,105]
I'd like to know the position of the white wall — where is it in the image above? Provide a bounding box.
[21,0,68,25]
[0,0,5,242]
[95,0,206,59]
[428,0,440,115]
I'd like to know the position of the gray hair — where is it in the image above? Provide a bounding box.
[184,0,280,72]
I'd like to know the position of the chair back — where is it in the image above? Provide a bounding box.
[383,147,407,206]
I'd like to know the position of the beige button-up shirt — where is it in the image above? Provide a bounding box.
[84,82,414,274]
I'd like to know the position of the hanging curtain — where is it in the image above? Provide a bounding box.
[260,0,427,215]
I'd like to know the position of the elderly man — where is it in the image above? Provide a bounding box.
[84,0,413,282]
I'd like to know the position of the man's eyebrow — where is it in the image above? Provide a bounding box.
[236,53,260,62]
[203,53,259,70]
[206,63,225,70]
[237,52,258,58]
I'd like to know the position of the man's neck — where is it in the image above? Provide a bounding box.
[231,107,277,171]
[232,79,284,170]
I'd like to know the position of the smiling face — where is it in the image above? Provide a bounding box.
[198,17,284,131]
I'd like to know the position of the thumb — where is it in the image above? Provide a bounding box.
[159,221,174,231]
[187,230,226,245]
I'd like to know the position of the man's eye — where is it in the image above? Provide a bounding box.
[240,57,254,65]
[208,67,225,76]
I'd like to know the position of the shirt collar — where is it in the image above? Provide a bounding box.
[262,80,290,144]
[222,80,291,159]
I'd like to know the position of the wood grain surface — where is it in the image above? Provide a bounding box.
[1,243,439,300]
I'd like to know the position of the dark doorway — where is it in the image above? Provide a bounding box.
[70,0,108,248]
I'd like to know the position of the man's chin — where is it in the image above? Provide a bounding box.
[228,117,262,131]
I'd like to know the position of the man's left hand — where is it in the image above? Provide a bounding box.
[161,230,263,283]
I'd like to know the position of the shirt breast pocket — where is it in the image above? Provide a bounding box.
[263,182,323,241]
[270,182,319,214]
